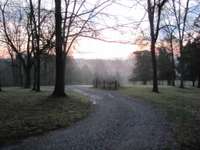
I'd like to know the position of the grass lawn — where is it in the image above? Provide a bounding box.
[0,87,91,145]
[120,85,200,150]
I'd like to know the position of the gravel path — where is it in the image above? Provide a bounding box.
[1,85,177,150]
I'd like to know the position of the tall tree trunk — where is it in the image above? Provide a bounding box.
[36,56,40,91]
[170,35,176,86]
[179,41,185,88]
[32,60,36,90]
[52,0,66,97]
[151,41,159,93]
[35,0,41,92]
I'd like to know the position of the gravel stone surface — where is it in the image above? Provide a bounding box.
[1,85,177,150]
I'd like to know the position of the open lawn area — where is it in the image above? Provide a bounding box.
[120,85,200,149]
[0,88,90,145]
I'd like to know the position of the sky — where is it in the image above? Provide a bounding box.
[0,0,146,60]
[74,38,136,59]
[71,0,148,59]
[1,0,198,60]
[72,0,200,60]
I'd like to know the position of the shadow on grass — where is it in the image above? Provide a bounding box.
[0,88,91,146]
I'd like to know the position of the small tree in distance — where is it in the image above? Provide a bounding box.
[130,50,152,85]
[157,47,174,85]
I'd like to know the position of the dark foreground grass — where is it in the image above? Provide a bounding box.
[120,85,200,150]
[0,88,90,145]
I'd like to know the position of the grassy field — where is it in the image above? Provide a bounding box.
[120,85,200,150]
[0,88,91,145]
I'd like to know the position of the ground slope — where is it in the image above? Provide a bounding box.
[1,85,177,150]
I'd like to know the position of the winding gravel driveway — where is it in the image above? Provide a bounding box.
[1,85,177,150]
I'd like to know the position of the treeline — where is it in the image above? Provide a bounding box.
[131,35,200,88]
[0,56,96,87]
[0,55,55,87]
[143,0,200,92]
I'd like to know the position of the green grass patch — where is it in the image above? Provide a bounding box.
[120,85,200,149]
[0,88,91,145]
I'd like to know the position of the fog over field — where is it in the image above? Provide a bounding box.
[75,58,134,84]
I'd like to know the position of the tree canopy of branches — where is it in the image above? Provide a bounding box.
[171,0,191,88]
[53,0,112,96]
[0,0,34,88]
[147,0,167,92]
[0,0,54,89]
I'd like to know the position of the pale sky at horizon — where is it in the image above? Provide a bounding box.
[41,0,148,59]
[1,0,198,60]
[74,38,136,59]
[0,0,146,60]
[73,0,148,59]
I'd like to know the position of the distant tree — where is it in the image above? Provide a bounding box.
[72,66,82,84]
[81,65,93,84]
[28,0,55,91]
[39,54,55,85]
[171,0,190,88]
[94,59,108,80]
[194,14,200,88]
[160,12,177,86]
[157,47,174,85]
[180,39,200,87]
[65,56,77,84]
[0,72,2,91]
[0,1,33,88]
[131,50,152,85]
[163,35,177,86]
[177,42,194,86]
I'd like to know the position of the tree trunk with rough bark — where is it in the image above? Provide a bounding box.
[151,41,159,93]
[179,42,185,88]
[32,61,37,90]
[35,0,41,92]
[52,0,66,97]
[170,34,176,86]
[36,55,40,92]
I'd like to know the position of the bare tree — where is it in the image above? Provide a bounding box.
[147,0,167,92]
[0,0,34,88]
[53,0,112,96]
[171,0,190,88]
[161,16,177,86]
[28,0,54,91]
[53,0,64,96]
